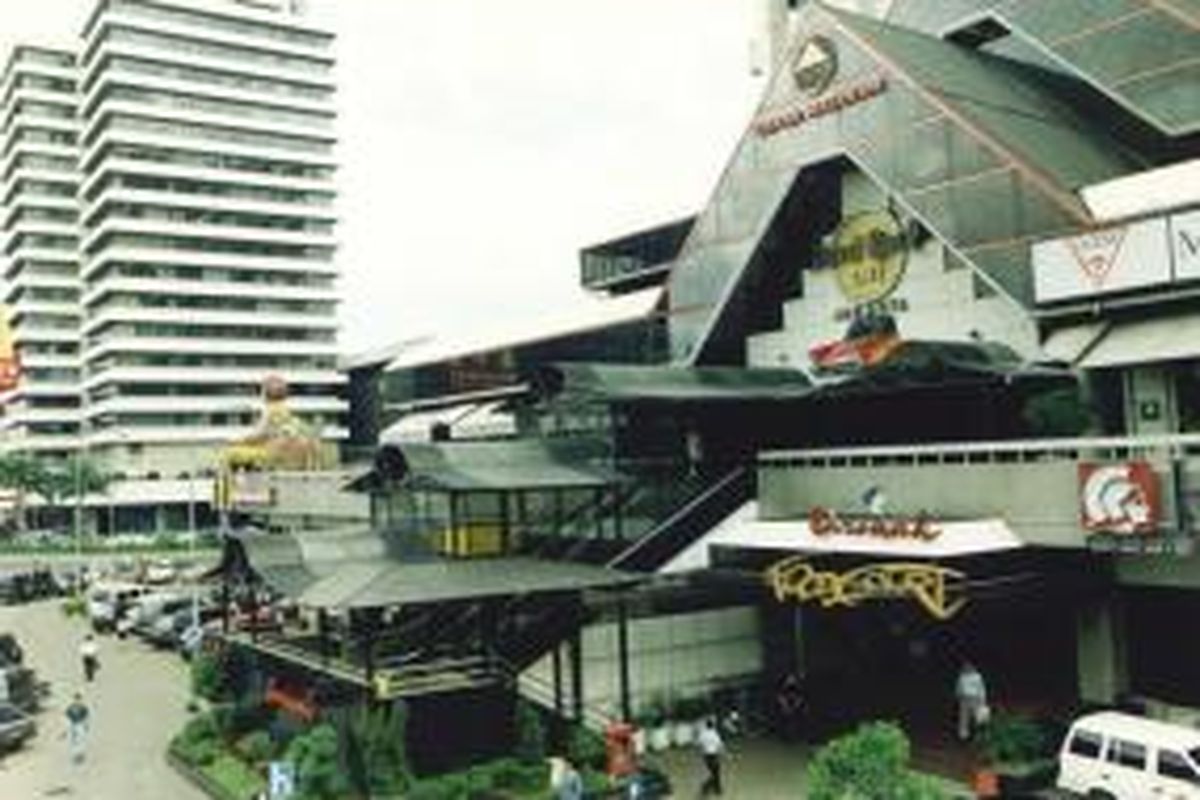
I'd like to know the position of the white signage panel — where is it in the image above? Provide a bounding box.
[1172,209,1200,282]
[1033,217,1170,303]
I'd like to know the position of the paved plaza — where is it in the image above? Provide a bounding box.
[0,600,205,799]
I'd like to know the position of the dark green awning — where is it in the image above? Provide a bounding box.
[534,363,814,404]
[236,529,638,609]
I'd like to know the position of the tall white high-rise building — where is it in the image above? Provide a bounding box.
[0,0,345,528]
[0,46,83,461]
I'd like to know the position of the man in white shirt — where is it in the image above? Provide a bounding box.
[956,661,988,741]
[697,718,725,796]
[80,634,99,683]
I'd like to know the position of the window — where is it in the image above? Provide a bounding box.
[1106,738,1147,770]
[1159,750,1200,783]
[1068,730,1103,759]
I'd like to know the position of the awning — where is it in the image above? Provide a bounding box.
[1040,323,1110,366]
[389,437,620,491]
[381,400,517,443]
[533,363,815,404]
[236,529,638,609]
[1080,315,1200,368]
[662,502,1023,570]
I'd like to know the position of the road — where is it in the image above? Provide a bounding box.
[0,600,206,799]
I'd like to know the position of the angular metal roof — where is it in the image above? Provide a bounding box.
[534,362,815,404]
[237,529,638,609]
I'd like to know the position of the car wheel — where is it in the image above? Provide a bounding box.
[1086,790,1116,800]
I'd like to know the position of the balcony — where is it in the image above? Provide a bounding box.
[758,434,1200,550]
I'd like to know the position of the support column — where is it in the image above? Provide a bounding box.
[617,596,631,722]
[1077,596,1129,705]
[568,627,584,723]
[552,644,564,718]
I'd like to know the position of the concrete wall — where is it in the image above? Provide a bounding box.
[526,606,762,718]
[264,471,370,527]
[759,458,1090,546]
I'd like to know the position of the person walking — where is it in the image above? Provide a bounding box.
[557,756,583,800]
[955,661,989,741]
[65,693,89,765]
[776,672,804,742]
[698,717,725,796]
[80,634,100,682]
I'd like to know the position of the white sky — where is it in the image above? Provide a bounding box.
[2,0,767,355]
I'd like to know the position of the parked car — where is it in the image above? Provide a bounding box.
[88,582,151,634]
[144,558,178,585]
[1058,710,1200,799]
[122,592,186,639]
[0,634,23,667]
[3,666,48,714]
[0,702,36,752]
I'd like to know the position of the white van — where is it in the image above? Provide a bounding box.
[1058,711,1200,799]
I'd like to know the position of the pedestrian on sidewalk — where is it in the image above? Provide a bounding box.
[698,717,725,796]
[955,660,989,741]
[775,672,804,742]
[65,693,89,765]
[557,756,583,800]
[80,634,100,682]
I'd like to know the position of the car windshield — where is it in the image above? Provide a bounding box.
[1190,749,1200,769]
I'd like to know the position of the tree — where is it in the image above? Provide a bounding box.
[0,454,50,532]
[38,457,111,533]
[806,721,948,800]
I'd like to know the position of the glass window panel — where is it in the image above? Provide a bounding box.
[1005,0,1145,42]
[1055,12,1197,86]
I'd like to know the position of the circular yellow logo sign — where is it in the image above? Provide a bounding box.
[833,210,909,304]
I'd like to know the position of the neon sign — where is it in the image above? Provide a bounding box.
[808,506,942,541]
[765,557,967,620]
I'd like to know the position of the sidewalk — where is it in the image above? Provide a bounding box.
[646,736,973,799]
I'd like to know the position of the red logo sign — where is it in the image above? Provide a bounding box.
[1066,228,1128,289]
[1079,462,1159,534]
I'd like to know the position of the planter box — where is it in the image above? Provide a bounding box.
[994,759,1058,795]
[166,747,241,800]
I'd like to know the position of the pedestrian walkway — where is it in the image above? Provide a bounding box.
[0,600,205,799]
[647,736,973,799]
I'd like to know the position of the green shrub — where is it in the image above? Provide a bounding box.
[806,721,948,800]
[191,652,226,702]
[981,714,1052,765]
[1023,387,1092,437]
[286,723,349,800]
[172,733,221,767]
[513,700,545,765]
[181,711,220,745]
[236,730,274,765]
[60,595,86,617]
[347,702,411,795]
[566,725,606,772]
[202,752,267,800]
[407,773,469,800]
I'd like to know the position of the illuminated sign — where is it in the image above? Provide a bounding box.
[819,209,910,304]
[765,557,967,620]
[808,506,942,541]
[1079,462,1159,535]
[753,75,887,138]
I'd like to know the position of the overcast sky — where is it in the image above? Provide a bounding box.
[2,0,766,355]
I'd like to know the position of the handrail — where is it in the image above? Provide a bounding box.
[762,432,1200,464]
[608,466,750,572]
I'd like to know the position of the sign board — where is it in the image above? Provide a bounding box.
[1078,461,1159,535]
[1172,208,1200,281]
[765,556,967,620]
[269,760,296,800]
[1032,218,1170,302]
[807,506,942,541]
[0,305,19,392]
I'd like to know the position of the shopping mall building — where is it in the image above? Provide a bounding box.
[225,0,1200,772]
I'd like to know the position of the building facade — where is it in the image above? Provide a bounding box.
[0,46,83,460]
[0,0,345,529]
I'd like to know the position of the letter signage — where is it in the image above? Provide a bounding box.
[765,557,967,620]
[807,506,942,541]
